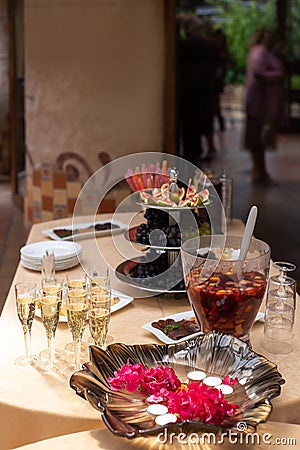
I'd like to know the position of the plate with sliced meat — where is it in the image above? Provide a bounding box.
[142,310,202,344]
[142,310,265,344]
[42,219,127,241]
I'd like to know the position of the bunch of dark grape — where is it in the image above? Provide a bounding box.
[129,251,185,290]
[135,208,181,247]
[144,208,169,228]
[130,251,168,279]
[160,224,181,247]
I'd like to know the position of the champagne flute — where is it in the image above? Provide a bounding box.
[41,277,64,296]
[88,266,110,296]
[65,271,89,354]
[39,277,66,361]
[87,266,113,345]
[67,271,87,290]
[65,286,88,372]
[88,294,111,349]
[15,281,37,366]
[39,294,62,372]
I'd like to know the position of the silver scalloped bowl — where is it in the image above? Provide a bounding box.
[70,332,284,439]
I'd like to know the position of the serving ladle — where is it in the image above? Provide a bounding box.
[238,205,258,261]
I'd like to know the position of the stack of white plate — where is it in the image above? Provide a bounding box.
[20,241,82,271]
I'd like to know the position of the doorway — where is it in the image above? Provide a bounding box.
[8,0,25,206]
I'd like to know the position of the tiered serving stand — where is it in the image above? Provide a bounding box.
[116,198,210,294]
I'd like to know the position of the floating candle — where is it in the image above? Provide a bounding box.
[155,413,178,426]
[147,404,168,416]
[216,384,234,395]
[203,376,222,387]
[187,370,206,382]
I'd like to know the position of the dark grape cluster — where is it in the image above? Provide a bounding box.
[135,208,211,247]
[131,207,211,291]
[144,208,169,227]
[130,251,185,291]
[136,208,181,247]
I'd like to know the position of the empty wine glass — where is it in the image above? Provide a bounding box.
[263,261,297,354]
[38,293,63,372]
[41,251,55,280]
[15,281,37,366]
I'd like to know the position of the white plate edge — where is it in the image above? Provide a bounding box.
[20,241,82,259]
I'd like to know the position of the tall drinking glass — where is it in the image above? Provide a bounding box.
[66,286,88,372]
[87,266,113,345]
[88,294,111,349]
[263,261,297,354]
[39,277,66,361]
[41,277,64,296]
[88,266,110,296]
[39,294,62,372]
[65,271,88,354]
[181,235,270,343]
[15,281,37,366]
[67,271,87,290]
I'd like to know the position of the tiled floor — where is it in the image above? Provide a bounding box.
[0,120,300,314]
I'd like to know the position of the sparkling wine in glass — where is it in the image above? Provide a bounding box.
[65,287,88,372]
[67,271,87,290]
[65,272,89,354]
[88,266,110,296]
[15,281,37,366]
[88,295,111,349]
[39,294,63,372]
[39,277,67,362]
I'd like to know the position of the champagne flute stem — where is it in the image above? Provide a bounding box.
[74,340,81,371]
[47,335,55,371]
[23,327,31,361]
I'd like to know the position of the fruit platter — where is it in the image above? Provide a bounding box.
[138,183,210,208]
[117,168,213,294]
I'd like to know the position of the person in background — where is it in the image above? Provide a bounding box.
[244,28,286,185]
[213,28,229,132]
[177,16,218,166]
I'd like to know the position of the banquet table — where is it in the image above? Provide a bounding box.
[0,212,299,449]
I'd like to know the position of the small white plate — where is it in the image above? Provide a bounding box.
[21,241,82,260]
[143,310,265,344]
[21,256,80,271]
[35,289,134,322]
[142,311,201,344]
[42,220,128,241]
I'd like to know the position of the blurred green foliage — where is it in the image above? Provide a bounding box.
[177,1,300,84]
[288,0,300,60]
[290,75,300,90]
[208,0,276,83]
